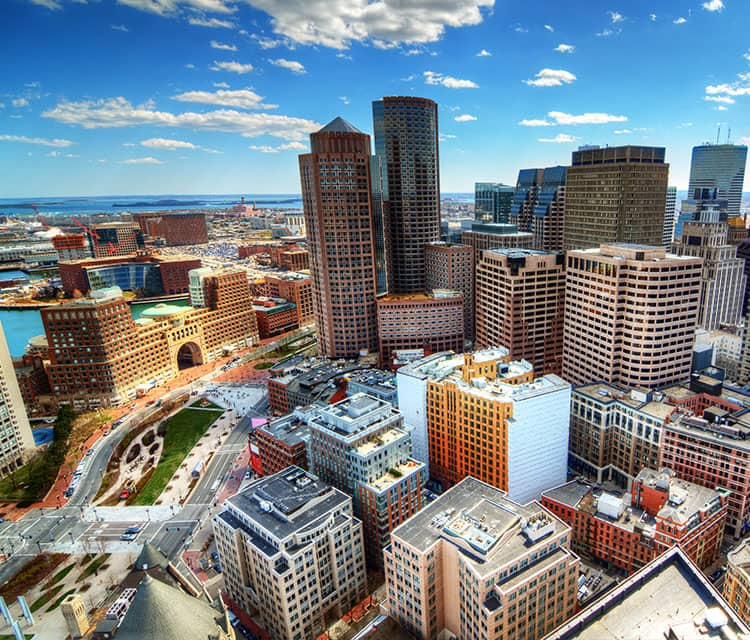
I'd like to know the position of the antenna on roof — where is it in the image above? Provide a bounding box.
[727,127,731,144]
[716,125,721,145]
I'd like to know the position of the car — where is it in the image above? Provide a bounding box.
[710,568,726,582]
[120,532,137,541]
[244,471,251,480]
[64,487,75,498]
[130,404,137,410]
[124,526,140,534]
[85,449,93,456]
[213,563,222,573]
[119,490,130,500]
[211,551,219,561]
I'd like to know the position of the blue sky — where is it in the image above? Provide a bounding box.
[1,0,749,196]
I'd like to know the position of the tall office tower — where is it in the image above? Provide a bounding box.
[563,145,669,251]
[424,242,474,340]
[532,166,567,252]
[373,96,440,293]
[688,143,748,218]
[0,323,34,478]
[510,168,543,232]
[562,244,703,387]
[671,221,746,330]
[299,117,379,358]
[369,154,389,294]
[307,393,425,566]
[474,182,514,223]
[475,249,565,375]
[213,467,368,640]
[384,477,580,640]
[663,185,677,247]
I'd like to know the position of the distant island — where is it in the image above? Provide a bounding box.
[112,199,206,208]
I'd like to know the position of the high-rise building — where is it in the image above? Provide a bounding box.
[461,222,534,266]
[384,476,580,640]
[373,96,440,293]
[671,221,746,330]
[542,469,728,575]
[562,244,703,387]
[299,117,379,358]
[213,467,368,640]
[376,291,464,369]
[688,143,748,218]
[424,242,474,340]
[674,193,730,240]
[0,323,35,478]
[307,394,425,565]
[563,145,669,251]
[509,167,567,251]
[91,222,145,257]
[475,249,565,375]
[663,185,677,247]
[475,182,514,223]
[510,168,544,233]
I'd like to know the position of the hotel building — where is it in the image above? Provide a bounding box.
[562,244,703,387]
[213,467,367,640]
[384,476,580,640]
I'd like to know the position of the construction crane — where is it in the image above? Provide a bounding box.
[72,216,100,252]
[31,204,50,230]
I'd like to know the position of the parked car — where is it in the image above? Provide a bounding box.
[125,526,140,534]
[211,551,220,562]
[120,532,137,541]
[119,490,130,500]
[213,563,222,573]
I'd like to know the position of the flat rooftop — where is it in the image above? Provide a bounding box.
[224,467,351,545]
[392,477,565,576]
[545,547,749,640]
[259,414,310,447]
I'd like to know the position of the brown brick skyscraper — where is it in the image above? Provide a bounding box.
[373,96,440,293]
[563,145,669,251]
[299,117,378,358]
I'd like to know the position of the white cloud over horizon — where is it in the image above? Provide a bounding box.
[424,71,478,88]
[524,68,576,87]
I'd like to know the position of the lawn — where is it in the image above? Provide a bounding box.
[0,554,67,601]
[44,563,76,588]
[130,406,223,505]
[79,553,110,578]
[30,584,65,612]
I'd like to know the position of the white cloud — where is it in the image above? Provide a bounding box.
[401,74,416,81]
[716,105,728,111]
[673,17,687,24]
[242,0,494,49]
[649,13,657,21]
[554,43,575,53]
[538,133,580,143]
[249,141,307,153]
[339,96,350,105]
[211,40,237,51]
[705,76,750,97]
[519,111,628,126]
[140,137,198,150]
[454,114,477,122]
[403,48,424,55]
[11,98,29,108]
[705,95,735,104]
[117,0,236,16]
[185,63,196,69]
[46,151,79,158]
[439,133,457,141]
[30,0,61,9]
[702,0,724,11]
[336,52,353,60]
[120,156,163,164]
[188,16,234,29]
[424,71,478,89]
[0,103,4,108]
[678,122,694,128]
[43,96,318,141]
[613,129,633,134]
[476,49,491,57]
[596,28,620,37]
[608,10,624,23]
[269,58,306,73]
[738,137,750,145]
[513,24,528,33]
[213,82,230,88]
[211,60,254,74]
[544,24,554,32]
[251,34,286,49]
[524,68,576,87]
[0,134,74,147]
[111,24,130,32]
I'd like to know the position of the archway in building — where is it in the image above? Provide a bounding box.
[176,342,204,370]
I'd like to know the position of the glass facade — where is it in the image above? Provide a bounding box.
[688,144,747,218]
[85,263,163,295]
[474,182,514,223]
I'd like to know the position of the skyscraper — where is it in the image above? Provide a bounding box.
[563,145,669,251]
[0,323,34,478]
[688,143,748,218]
[474,182,514,223]
[299,117,379,358]
[373,96,440,293]
[663,185,677,247]
[510,168,543,232]
[563,244,703,388]
[425,241,474,339]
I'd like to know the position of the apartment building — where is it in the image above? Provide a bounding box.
[212,467,367,640]
[542,469,728,575]
[562,244,703,387]
[384,476,580,640]
[424,242,474,340]
[475,249,565,375]
[307,393,425,565]
[255,409,313,475]
[724,540,750,626]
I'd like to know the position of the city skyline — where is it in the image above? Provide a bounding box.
[1,0,749,196]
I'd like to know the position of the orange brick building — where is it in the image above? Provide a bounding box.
[134,211,208,246]
[252,298,299,338]
[264,273,313,326]
[541,468,728,575]
[255,412,311,475]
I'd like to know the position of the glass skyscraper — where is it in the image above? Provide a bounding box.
[372,96,440,294]
[474,182,514,223]
[688,143,747,218]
